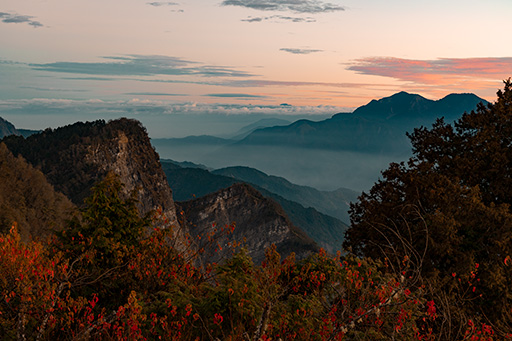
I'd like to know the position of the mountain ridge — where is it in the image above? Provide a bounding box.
[347,91,486,121]
[236,92,487,154]
[179,182,319,264]
[0,116,42,139]
[161,161,350,252]
[2,118,180,228]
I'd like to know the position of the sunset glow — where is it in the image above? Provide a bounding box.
[1,0,512,129]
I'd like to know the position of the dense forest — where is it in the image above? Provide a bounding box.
[1,81,512,339]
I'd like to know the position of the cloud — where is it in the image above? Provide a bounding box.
[221,0,345,14]
[0,59,26,65]
[147,1,179,6]
[241,15,315,22]
[241,16,264,22]
[62,77,118,81]
[0,98,344,118]
[348,57,512,87]
[0,12,43,27]
[19,86,88,93]
[132,77,394,91]
[205,93,266,98]
[125,92,186,96]
[31,55,254,78]
[226,79,391,89]
[280,48,322,54]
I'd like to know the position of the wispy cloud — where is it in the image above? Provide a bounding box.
[0,59,26,65]
[280,48,322,54]
[241,15,315,22]
[221,0,345,14]
[125,92,186,96]
[205,93,266,98]
[62,77,119,81]
[0,98,344,117]
[132,77,394,90]
[226,79,391,89]
[0,12,43,27]
[146,1,179,6]
[348,57,512,86]
[19,86,88,93]
[30,55,254,78]
[345,56,512,99]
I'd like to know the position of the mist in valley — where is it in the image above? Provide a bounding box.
[152,140,410,193]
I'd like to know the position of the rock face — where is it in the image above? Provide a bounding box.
[0,117,19,139]
[83,122,179,227]
[161,161,350,253]
[0,116,41,139]
[179,183,319,264]
[2,118,179,228]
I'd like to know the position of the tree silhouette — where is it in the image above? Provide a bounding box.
[344,80,512,337]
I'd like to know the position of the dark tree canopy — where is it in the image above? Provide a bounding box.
[0,143,74,239]
[343,80,512,334]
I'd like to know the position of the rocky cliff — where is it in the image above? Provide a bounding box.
[2,118,179,228]
[178,183,319,264]
[0,117,19,139]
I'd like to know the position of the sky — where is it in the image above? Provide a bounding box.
[1,0,512,134]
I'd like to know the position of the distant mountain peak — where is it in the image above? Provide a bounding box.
[351,91,486,121]
[393,91,415,96]
[0,117,19,138]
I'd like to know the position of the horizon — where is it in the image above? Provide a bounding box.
[0,89,490,139]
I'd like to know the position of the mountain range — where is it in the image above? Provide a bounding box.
[178,183,318,264]
[0,90,491,263]
[0,117,322,262]
[161,160,350,252]
[237,92,486,153]
[152,91,487,191]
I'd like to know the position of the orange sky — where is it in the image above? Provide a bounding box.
[1,0,512,110]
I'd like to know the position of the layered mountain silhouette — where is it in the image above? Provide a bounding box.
[351,92,485,121]
[212,166,357,224]
[237,92,487,154]
[227,118,291,140]
[0,117,326,261]
[152,91,487,191]
[0,117,40,139]
[0,117,18,138]
[161,160,350,252]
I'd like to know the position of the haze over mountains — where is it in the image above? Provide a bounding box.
[161,160,351,252]
[0,91,488,249]
[152,91,487,191]
[0,118,330,261]
[0,117,39,139]
[239,92,485,152]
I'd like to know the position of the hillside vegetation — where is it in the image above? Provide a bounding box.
[0,83,511,339]
[0,143,74,239]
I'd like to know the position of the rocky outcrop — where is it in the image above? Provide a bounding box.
[0,117,19,139]
[179,183,319,264]
[2,118,179,228]
[83,121,179,227]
